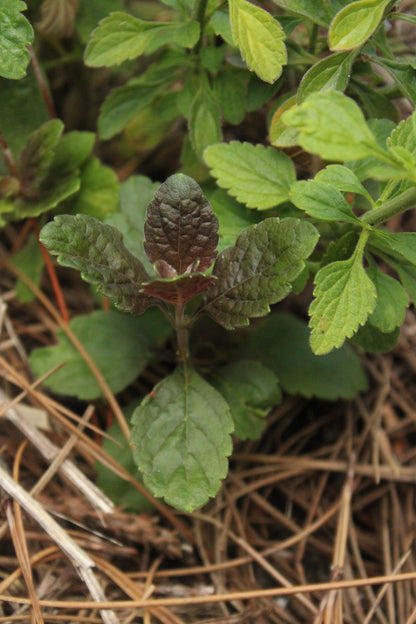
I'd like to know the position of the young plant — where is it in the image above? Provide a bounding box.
[40,173,319,510]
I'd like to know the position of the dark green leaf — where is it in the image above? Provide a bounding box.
[211,360,281,440]
[201,217,319,329]
[16,120,64,197]
[189,87,222,158]
[209,189,260,253]
[351,323,400,353]
[290,179,362,224]
[210,10,234,46]
[131,364,234,511]
[29,309,171,400]
[98,82,158,140]
[40,214,155,315]
[205,141,296,210]
[75,0,125,43]
[271,0,331,27]
[242,313,368,399]
[370,57,416,106]
[366,260,408,333]
[144,174,219,275]
[12,232,44,303]
[213,68,248,125]
[0,0,33,79]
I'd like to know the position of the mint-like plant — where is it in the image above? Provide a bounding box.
[40,173,319,510]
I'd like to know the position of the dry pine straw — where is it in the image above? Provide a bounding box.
[2,257,416,623]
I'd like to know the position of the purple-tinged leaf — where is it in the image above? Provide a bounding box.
[200,217,319,329]
[141,273,216,306]
[40,214,156,315]
[144,173,219,275]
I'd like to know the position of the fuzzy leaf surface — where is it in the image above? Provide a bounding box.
[298,51,354,103]
[0,0,33,79]
[229,0,287,84]
[211,360,281,440]
[29,310,171,400]
[204,142,296,210]
[201,217,319,330]
[16,120,64,196]
[141,273,216,306]
[40,214,155,314]
[242,313,368,399]
[290,179,361,224]
[309,244,377,354]
[144,173,219,275]
[329,0,390,51]
[131,364,234,511]
[282,90,381,161]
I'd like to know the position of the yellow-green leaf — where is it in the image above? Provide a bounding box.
[329,0,391,51]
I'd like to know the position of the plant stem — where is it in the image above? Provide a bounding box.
[193,0,210,54]
[29,46,57,119]
[0,133,17,176]
[175,305,189,362]
[360,186,416,227]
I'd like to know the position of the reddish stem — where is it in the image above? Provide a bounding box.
[0,133,17,176]
[30,218,70,323]
[29,46,57,119]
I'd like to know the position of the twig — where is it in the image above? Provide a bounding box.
[0,463,119,624]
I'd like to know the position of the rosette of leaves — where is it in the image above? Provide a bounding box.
[40,173,319,511]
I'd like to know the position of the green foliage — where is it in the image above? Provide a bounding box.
[11,232,44,302]
[0,0,33,79]
[131,364,234,511]
[204,142,296,210]
[242,313,368,400]
[229,0,287,84]
[328,0,391,51]
[29,309,171,400]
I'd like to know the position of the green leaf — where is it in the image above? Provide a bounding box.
[0,69,49,155]
[144,174,219,275]
[242,313,368,399]
[269,95,300,148]
[96,417,155,513]
[367,261,408,333]
[131,364,234,511]
[328,0,390,51]
[371,57,416,106]
[298,51,355,103]
[98,83,158,140]
[16,120,64,197]
[40,214,155,315]
[346,118,396,181]
[105,175,160,272]
[290,179,362,224]
[211,360,281,440]
[201,217,319,329]
[210,10,234,46]
[84,12,183,67]
[245,73,282,111]
[72,157,119,219]
[0,0,33,79]
[388,259,416,306]
[75,0,125,43]
[282,90,381,161]
[174,19,200,47]
[12,232,44,303]
[204,141,296,210]
[51,131,95,174]
[351,323,400,353]
[209,189,259,253]
[270,0,332,27]
[309,239,377,354]
[10,172,81,220]
[189,87,222,158]
[213,68,248,125]
[229,0,287,84]
[29,309,171,400]
[315,164,374,205]
[369,230,416,266]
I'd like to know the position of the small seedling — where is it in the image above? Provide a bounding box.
[40,173,319,510]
